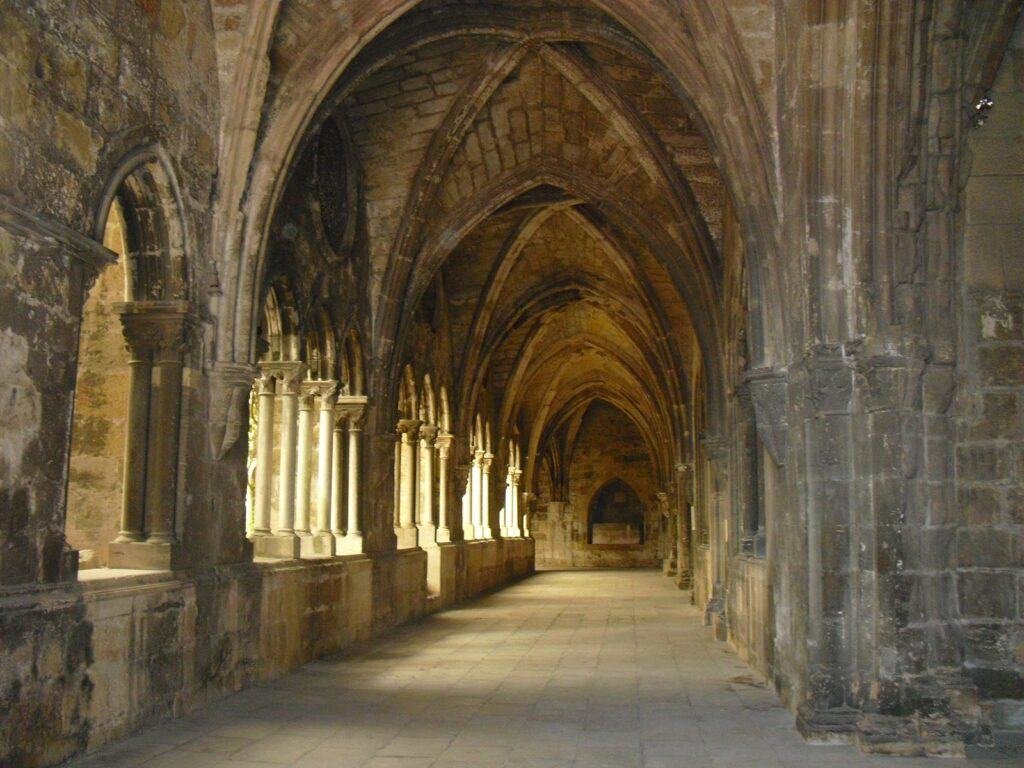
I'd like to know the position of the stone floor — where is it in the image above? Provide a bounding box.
[68,570,1012,768]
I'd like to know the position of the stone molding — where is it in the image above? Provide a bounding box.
[742,366,790,466]
[209,361,259,460]
[0,192,117,277]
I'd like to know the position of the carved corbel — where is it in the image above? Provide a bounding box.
[209,361,259,460]
[743,366,790,467]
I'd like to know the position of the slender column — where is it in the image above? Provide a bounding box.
[417,425,438,541]
[252,373,277,535]
[143,318,187,544]
[676,463,693,589]
[510,469,523,536]
[480,452,493,538]
[330,409,345,534]
[470,449,484,539]
[345,409,364,538]
[275,367,304,534]
[294,385,316,535]
[316,383,338,533]
[115,317,154,542]
[499,473,512,536]
[435,433,453,543]
[398,419,420,531]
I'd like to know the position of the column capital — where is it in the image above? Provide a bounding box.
[481,452,494,472]
[115,300,192,358]
[511,469,522,484]
[335,394,368,425]
[434,431,454,456]
[397,418,422,440]
[311,379,339,409]
[260,360,307,392]
[418,424,439,445]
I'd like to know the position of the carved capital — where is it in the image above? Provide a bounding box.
[335,394,367,426]
[260,360,306,393]
[312,379,339,410]
[418,424,439,446]
[116,300,191,360]
[481,452,494,472]
[434,431,454,459]
[397,418,422,442]
[743,366,790,466]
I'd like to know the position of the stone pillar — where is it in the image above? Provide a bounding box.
[676,463,693,590]
[396,418,421,549]
[455,459,473,542]
[301,380,336,558]
[435,432,454,543]
[114,315,154,543]
[276,370,301,534]
[509,469,523,536]
[334,396,366,554]
[502,467,514,537]
[108,301,189,570]
[143,316,187,546]
[316,382,338,535]
[480,451,494,539]
[417,424,438,545]
[253,361,305,558]
[252,373,276,536]
[657,491,676,576]
[294,384,316,536]
[701,434,729,638]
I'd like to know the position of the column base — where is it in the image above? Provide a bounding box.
[435,526,453,544]
[335,532,364,555]
[396,526,419,550]
[299,532,335,558]
[478,526,493,539]
[253,533,301,559]
[417,523,437,547]
[108,540,182,570]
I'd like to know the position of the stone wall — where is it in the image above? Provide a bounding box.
[0,540,532,768]
[957,17,1024,732]
[533,402,660,569]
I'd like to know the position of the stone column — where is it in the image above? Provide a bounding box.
[336,397,366,554]
[701,435,729,638]
[434,432,454,543]
[276,369,302,534]
[108,301,190,570]
[396,418,421,549]
[252,373,277,535]
[455,459,473,541]
[316,382,338,535]
[470,449,484,539]
[502,468,514,537]
[676,463,693,590]
[253,361,304,558]
[294,384,316,537]
[301,380,337,558]
[657,491,675,575]
[480,451,494,539]
[417,424,438,545]
[143,315,188,546]
[331,407,346,538]
[114,314,155,543]
[509,469,523,536]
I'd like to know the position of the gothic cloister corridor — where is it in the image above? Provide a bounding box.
[64,571,1009,768]
[3,1,1024,765]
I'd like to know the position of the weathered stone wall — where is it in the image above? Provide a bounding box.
[0,0,220,586]
[533,403,660,569]
[957,17,1024,729]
